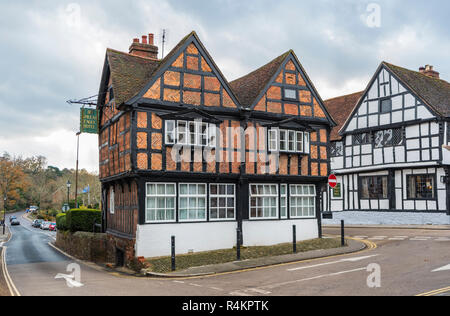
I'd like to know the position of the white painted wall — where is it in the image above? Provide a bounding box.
[242,219,318,246]
[443,122,450,165]
[323,211,450,225]
[135,221,237,258]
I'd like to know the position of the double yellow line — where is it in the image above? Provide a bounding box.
[416,286,450,297]
[1,247,21,296]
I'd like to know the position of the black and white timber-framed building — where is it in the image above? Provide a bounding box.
[323,63,450,225]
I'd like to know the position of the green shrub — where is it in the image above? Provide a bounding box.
[56,213,67,231]
[66,209,102,233]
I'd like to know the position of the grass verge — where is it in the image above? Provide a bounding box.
[146,238,344,273]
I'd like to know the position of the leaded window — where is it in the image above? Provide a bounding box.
[374,128,403,148]
[360,176,388,199]
[407,175,435,200]
[330,141,344,157]
[353,133,371,145]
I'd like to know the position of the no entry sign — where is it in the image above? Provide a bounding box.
[328,174,338,188]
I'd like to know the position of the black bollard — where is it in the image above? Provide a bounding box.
[171,236,176,271]
[293,225,297,253]
[341,220,345,246]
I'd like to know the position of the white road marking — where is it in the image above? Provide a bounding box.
[353,236,368,239]
[388,238,406,241]
[287,254,379,271]
[435,238,450,242]
[432,264,450,272]
[410,238,430,241]
[173,280,185,284]
[209,287,223,291]
[263,267,367,290]
[189,283,203,287]
[229,291,252,296]
[247,288,272,295]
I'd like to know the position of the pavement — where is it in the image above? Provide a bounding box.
[144,239,368,277]
[2,210,450,296]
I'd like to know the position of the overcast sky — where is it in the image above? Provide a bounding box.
[0,0,449,173]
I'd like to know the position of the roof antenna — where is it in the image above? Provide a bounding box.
[161,29,167,59]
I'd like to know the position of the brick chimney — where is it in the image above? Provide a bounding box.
[419,65,440,79]
[129,33,158,59]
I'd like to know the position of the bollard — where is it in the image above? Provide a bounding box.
[293,225,297,253]
[341,220,345,246]
[171,236,176,271]
[236,228,241,261]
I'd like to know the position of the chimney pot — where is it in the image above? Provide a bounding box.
[419,65,440,79]
[129,33,159,60]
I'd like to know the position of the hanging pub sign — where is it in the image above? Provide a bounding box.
[80,108,98,134]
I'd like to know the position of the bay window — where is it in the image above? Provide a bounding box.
[269,128,310,153]
[360,176,388,199]
[165,120,216,147]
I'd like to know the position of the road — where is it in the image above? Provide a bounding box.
[2,211,450,296]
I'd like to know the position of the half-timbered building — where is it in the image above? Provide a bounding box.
[323,63,450,225]
[97,32,335,261]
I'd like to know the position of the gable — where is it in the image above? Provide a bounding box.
[342,65,436,133]
[139,37,239,109]
[251,56,329,121]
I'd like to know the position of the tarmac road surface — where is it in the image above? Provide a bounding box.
[3,211,450,296]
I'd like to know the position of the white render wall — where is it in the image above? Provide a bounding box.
[443,122,450,165]
[135,221,237,258]
[242,219,318,247]
[323,211,450,225]
[135,219,319,258]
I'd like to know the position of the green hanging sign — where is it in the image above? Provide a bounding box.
[80,108,98,134]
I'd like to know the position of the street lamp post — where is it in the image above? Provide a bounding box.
[66,180,71,211]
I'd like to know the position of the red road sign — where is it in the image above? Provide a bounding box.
[328,174,338,188]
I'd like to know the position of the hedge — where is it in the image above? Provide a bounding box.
[56,213,67,231]
[66,209,102,233]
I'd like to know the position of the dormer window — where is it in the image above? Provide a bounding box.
[269,128,310,153]
[165,120,216,147]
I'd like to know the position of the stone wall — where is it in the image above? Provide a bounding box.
[55,231,114,263]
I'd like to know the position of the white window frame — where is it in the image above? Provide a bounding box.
[296,131,304,153]
[280,184,288,219]
[109,187,115,214]
[177,121,188,145]
[304,132,310,154]
[167,120,216,147]
[249,184,279,220]
[274,129,309,153]
[178,183,207,222]
[289,184,316,218]
[165,120,176,145]
[268,129,278,151]
[145,183,177,223]
[209,184,236,221]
